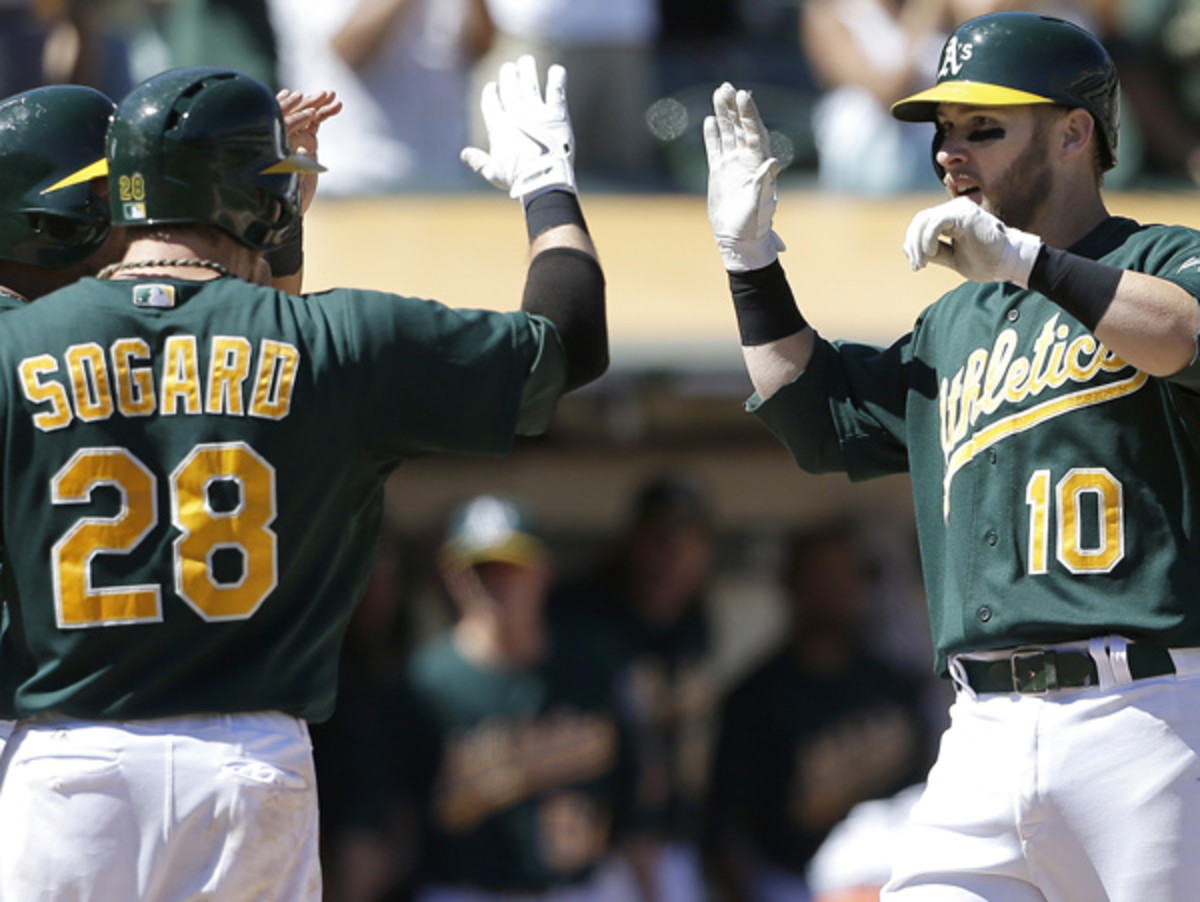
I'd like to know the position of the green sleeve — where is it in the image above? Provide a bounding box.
[515,314,568,435]
[749,331,915,481]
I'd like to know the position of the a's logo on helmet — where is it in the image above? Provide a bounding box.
[938,35,974,79]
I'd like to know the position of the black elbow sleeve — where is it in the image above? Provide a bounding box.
[522,247,608,390]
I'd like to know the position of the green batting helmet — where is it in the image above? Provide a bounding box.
[0,85,113,268]
[438,495,548,573]
[104,67,323,250]
[892,12,1120,170]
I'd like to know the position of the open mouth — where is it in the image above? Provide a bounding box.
[949,179,982,199]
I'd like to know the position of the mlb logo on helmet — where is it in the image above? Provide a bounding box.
[124,202,146,220]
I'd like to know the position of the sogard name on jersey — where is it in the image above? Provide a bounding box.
[938,312,1148,518]
[17,334,300,432]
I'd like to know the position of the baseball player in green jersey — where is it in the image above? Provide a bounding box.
[0,82,338,753]
[703,518,931,902]
[361,495,642,901]
[546,474,719,902]
[0,83,121,751]
[0,56,606,902]
[705,10,1200,901]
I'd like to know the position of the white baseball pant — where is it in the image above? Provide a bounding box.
[883,644,1200,901]
[0,710,320,901]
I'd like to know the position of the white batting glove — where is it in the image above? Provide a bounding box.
[703,82,785,272]
[461,55,576,203]
[904,196,1043,286]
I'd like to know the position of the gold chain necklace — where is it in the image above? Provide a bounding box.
[97,258,231,280]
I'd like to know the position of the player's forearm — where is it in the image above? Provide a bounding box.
[520,191,607,390]
[728,260,815,398]
[1028,247,1200,376]
[743,330,815,398]
[1091,270,1200,376]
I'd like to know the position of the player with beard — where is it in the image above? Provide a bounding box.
[705,10,1200,901]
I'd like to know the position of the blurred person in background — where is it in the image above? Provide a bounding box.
[548,473,720,902]
[347,494,645,901]
[0,0,133,97]
[158,0,279,89]
[268,0,493,194]
[703,518,932,902]
[803,0,949,194]
[471,0,660,187]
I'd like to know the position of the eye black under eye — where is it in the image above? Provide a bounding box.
[968,127,1005,142]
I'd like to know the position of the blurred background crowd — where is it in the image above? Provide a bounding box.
[7,0,1200,195]
[4,0,1200,900]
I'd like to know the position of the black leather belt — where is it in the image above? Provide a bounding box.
[959,644,1176,694]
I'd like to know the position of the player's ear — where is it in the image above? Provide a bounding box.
[1058,107,1096,164]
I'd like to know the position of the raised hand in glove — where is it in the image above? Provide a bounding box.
[461,55,575,203]
[703,82,785,272]
[904,196,1043,286]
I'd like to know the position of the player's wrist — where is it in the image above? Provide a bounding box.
[524,189,588,240]
[1028,245,1122,331]
[513,155,575,202]
[729,259,807,345]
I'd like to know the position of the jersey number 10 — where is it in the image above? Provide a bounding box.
[1025,467,1124,575]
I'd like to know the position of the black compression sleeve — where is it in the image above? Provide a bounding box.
[522,247,608,390]
[1027,245,1123,332]
[729,260,807,345]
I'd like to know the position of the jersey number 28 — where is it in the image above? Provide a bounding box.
[51,443,277,628]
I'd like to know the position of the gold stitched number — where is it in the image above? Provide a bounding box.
[1024,467,1124,575]
[52,448,161,627]
[171,443,277,620]
[51,443,278,629]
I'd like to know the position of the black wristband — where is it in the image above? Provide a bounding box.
[265,222,304,278]
[1027,245,1122,332]
[525,189,588,240]
[729,260,807,346]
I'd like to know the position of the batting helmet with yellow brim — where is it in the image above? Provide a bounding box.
[891,12,1119,171]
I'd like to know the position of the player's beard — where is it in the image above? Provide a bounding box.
[982,119,1055,232]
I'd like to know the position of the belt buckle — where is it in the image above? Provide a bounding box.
[1010,648,1056,693]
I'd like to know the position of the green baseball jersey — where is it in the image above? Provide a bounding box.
[376,634,637,893]
[707,648,930,875]
[547,577,717,843]
[0,275,566,722]
[753,217,1200,675]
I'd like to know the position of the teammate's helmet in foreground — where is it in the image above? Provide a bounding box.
[438,495,548,573]
[0,85,114,268]
[891,11,1120,171]
[106,67,323,250]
